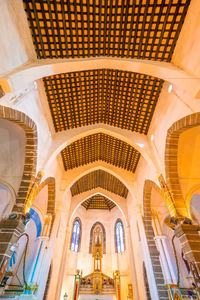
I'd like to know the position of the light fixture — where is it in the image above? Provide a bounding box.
[168,84,173,93]
[136,143,144,148]
[63,292,68,300]
[33,81,38,89]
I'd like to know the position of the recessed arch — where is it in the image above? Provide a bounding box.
[62,161,135,201]
[89,222,106,254]
[0,105,37,215]
[165,113,200,217]
[27,177,56,235]
[44,123,158,172]
[3,58,200,98]
[69,188,128,228]
[185,184,200,219]
[71,169,128,199]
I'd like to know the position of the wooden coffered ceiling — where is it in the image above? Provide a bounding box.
[24,0,190,62]
[43,69,163,134]
[62,133,140,172]
[81,194,116,210]
[71,170,128,198]
[23,0,190,174]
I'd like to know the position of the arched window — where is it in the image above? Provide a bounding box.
[71,218,81,252]
[115,219,125,253]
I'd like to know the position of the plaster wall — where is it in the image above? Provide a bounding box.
[178,126,200,198]
[0,0,35,75]
[172,0,200,78]
[47,189,72,300]
[0,185,13,219]
[0,119,25,193]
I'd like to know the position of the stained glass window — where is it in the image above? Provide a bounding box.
[71,219,81,252]
[115,220,125,253]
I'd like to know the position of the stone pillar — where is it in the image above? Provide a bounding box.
[175,224,200,292]
[0,217,25,282]
[28,236,49,285]
[154,236,173,283]
[125,226,139,300]
[137,211,160,300]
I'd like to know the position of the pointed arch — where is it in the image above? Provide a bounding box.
[35,177,56,216]
[165,113,200,217]
[89,222,106,254]
[0,106,37,214]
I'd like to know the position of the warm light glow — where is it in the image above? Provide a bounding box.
[136,143,144,148]
[168,84,173,93]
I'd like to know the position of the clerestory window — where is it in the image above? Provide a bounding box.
[115,220,125,253]
[71,218,81,252]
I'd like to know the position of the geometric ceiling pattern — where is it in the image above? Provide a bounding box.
[24,0,190,62]
[81,194,116,210]
[61,133,140,172]
[71,170,128,198]
[43,69,163,134]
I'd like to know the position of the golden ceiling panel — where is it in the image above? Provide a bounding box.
[81,194,116,210]
[71,169,128,198]
[24,0,190,61]
[62,133,140,172]
[43,69,163,134]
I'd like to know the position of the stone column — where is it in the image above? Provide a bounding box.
[28,236,49,285]
[125,225,139,300]
[0,217,25,282]
[136,211,160,300]
[154,236,173,283]
[175,224,200,292]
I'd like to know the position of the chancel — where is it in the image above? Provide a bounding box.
[0,0,200,299]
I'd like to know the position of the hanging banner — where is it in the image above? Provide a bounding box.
[73,271,81,300]
[114,270,121,300]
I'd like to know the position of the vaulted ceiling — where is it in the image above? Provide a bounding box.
[71,170,128,198]
[23,0,191,176]
[23,0,190,61]
[62,133,140,172]
[81,194,116,210]
[43,69,163,134]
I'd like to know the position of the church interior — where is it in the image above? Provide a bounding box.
[0,0,200,299]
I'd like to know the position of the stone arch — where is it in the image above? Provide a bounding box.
[69,187,128,228]
[143,262,151,300]
[143,180,168,299]
[165,113,200,217]
[185,183,200,218]
[0,105,37,214]
[30,177,56,236]
[89,222,106,254]
[35,177,56,216]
